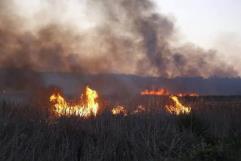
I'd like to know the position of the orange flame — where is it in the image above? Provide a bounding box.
[165,96,191,115]
[141,88,170,96]
[141,88,198,97]
[49,86,99,118]
[49,86,193,118]
[111,106,128,116]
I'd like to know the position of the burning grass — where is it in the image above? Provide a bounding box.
[50,86,99,118]
[49,86,192,118]
[165,96,191,115]
[1,97,241,161]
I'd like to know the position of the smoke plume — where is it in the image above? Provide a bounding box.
[0,0,238,78]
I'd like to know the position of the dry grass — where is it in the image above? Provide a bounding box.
[1,97,241,161]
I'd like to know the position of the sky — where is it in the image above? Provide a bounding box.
[3,0,241,76]
[15,0,241,51]
[156,0,241,47]
[155,0,241,67]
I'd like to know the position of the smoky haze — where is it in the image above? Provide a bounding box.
[0,0,238,78]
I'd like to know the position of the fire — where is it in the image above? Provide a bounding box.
[165,96,191,115]
[141,88,170,96]
[176,93,199,97]
[141,88,198,97]
[133,105,146,114]
[49,86,193,118]
[49,86,99,118]
[111,106,128,116]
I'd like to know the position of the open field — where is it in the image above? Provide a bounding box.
[1,0,241,160]
[1,97,241,161]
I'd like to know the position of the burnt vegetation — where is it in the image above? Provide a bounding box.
[1,97,241,161]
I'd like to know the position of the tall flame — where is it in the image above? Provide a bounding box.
[165,96,191,115]
[49,86,193,118]
[49,86,99,118]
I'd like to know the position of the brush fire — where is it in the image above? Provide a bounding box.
[49,86,192,118]
[1,0,241,160]
[141,88,199,97]
[165,96,191,115]
[111,106,128,116]
[50,86,99,118]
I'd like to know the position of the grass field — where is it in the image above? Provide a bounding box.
[1,96,241,161]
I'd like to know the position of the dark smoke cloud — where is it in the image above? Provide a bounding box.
[0,0,238,78]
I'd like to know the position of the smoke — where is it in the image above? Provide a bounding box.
[0,0,238,78]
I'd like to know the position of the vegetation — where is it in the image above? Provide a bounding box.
[1,97,241,161]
